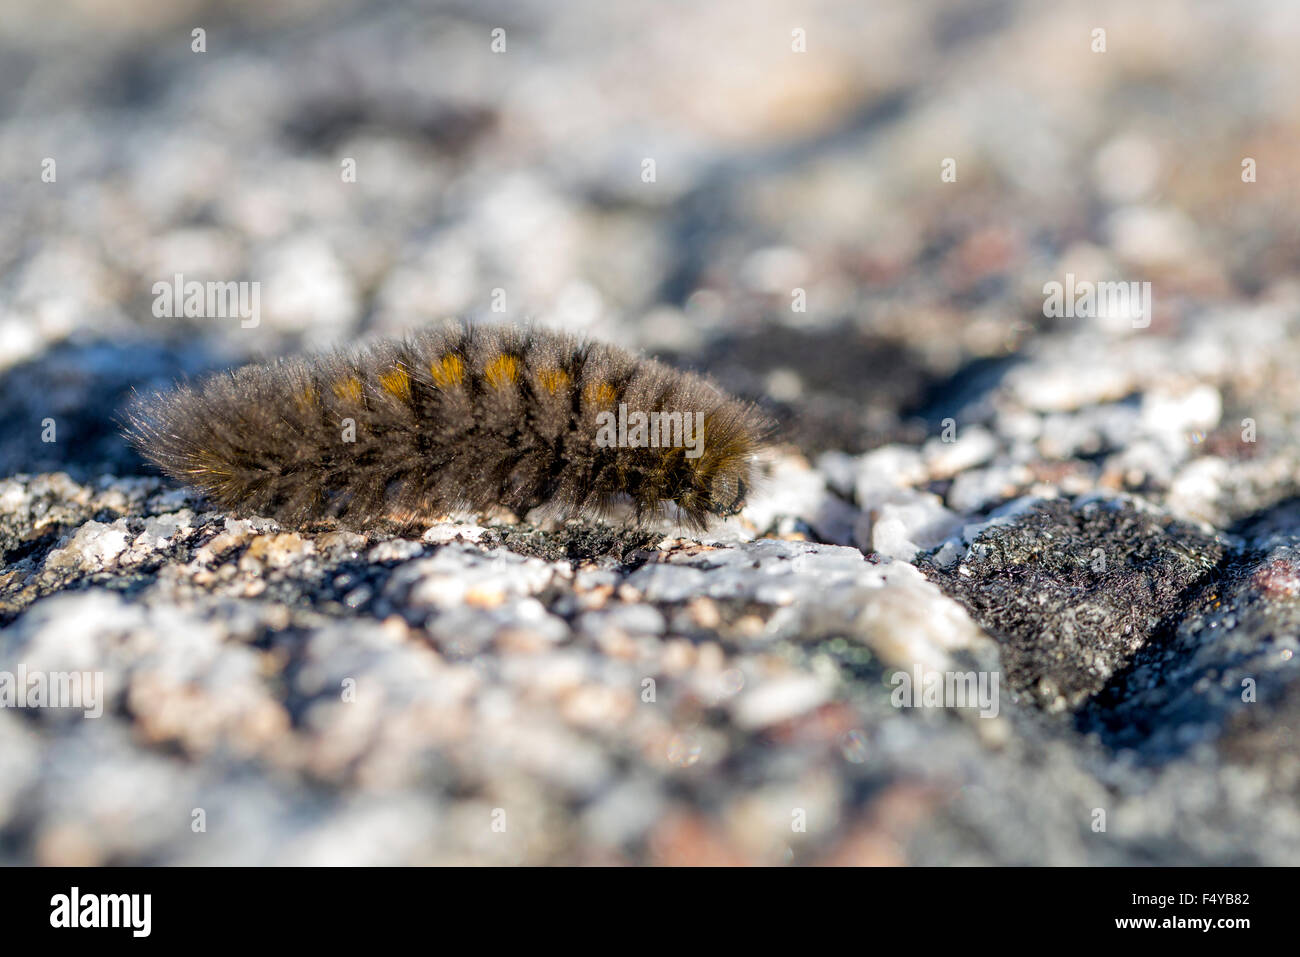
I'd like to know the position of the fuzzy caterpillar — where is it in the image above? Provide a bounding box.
[124,323,771,530]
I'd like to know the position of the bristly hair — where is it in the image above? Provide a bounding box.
[123,323,773,530]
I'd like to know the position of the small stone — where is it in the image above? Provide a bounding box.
[46,519,131,571]
[732,675,832,730]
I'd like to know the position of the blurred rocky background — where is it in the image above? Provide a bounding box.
[3,0,1300,864]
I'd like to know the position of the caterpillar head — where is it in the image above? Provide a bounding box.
[660,458,756,528]
[666,407,768,526]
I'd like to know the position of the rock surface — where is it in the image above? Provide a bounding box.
[3,0,1300,864]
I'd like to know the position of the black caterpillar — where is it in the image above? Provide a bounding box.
[124,323,771,529]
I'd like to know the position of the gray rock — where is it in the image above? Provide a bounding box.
[5,0,1300,867]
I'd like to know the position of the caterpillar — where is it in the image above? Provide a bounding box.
[123,323,772,530]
